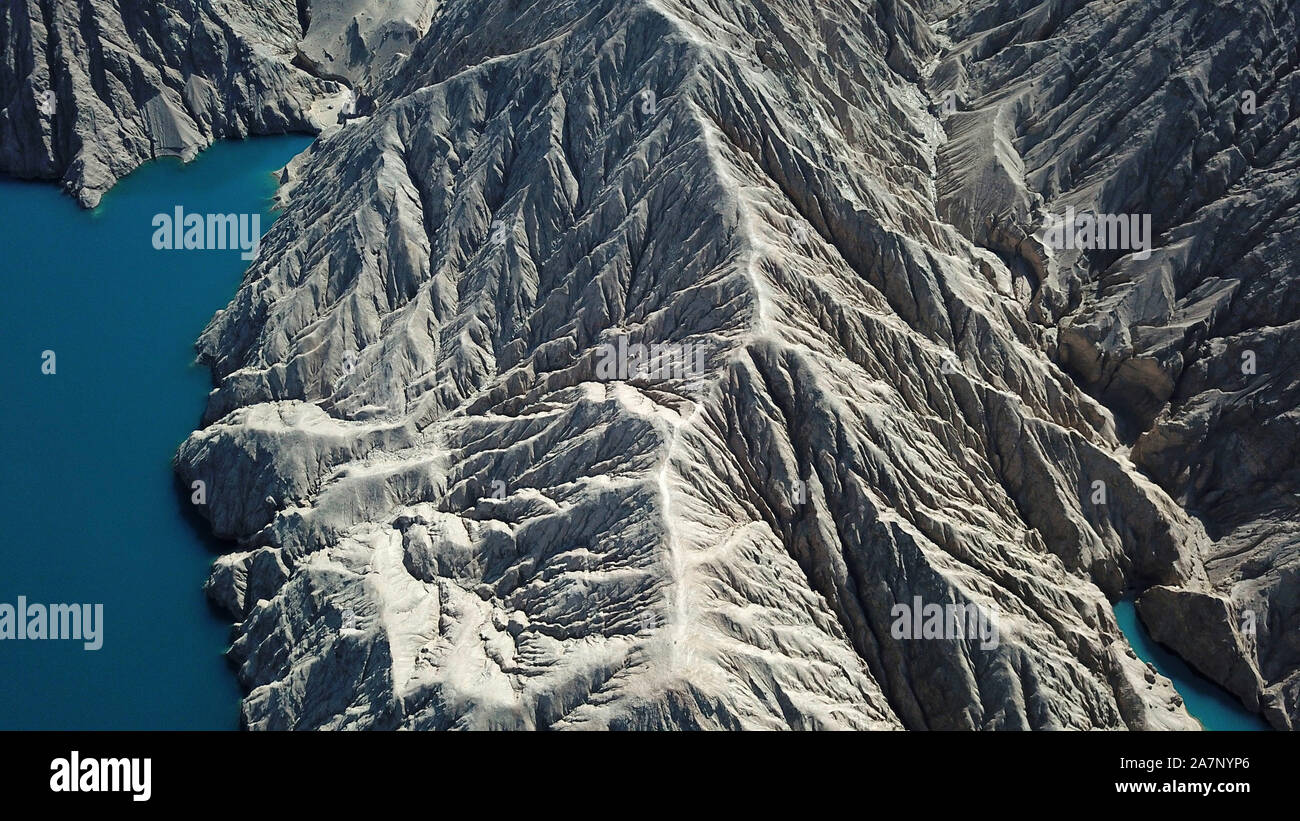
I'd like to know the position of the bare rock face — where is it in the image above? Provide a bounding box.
[293,0,438,87]
[167,0,1219,731]
[0,0,429,206]
[1135,586,1270,718]
[9,0,1295,730]
[930,0,1299,728]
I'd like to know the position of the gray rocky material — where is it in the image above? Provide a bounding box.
[5,0,1295,730]
[931,0,1299,729]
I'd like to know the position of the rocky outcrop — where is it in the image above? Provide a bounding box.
[930,0,1299,729]
[293,0,437,87]
[167,0,1224,730]
[1135,586,1275,721]
[0,0,432,206]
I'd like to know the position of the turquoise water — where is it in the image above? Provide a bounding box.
[1114,598,1270,731]
[0,136,313,729]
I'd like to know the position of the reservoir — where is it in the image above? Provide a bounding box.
[0,136,313,729]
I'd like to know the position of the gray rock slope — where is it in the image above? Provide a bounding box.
[0,0,355,206]
[927,0,1299,728]
[4,0,1294,729]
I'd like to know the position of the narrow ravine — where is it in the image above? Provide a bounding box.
[1114,599,1270,731]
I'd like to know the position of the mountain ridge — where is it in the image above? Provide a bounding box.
[3,0,1294,729]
